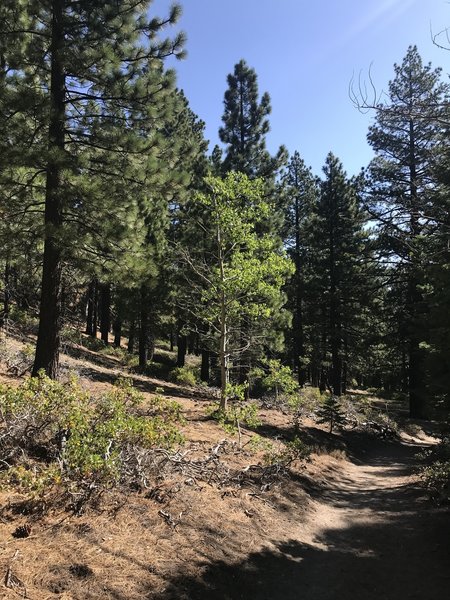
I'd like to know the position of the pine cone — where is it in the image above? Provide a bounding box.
[12,524,31,538]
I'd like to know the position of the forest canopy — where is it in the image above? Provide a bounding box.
[0,1,449,421]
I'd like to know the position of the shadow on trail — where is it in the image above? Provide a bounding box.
[153,504,449,600]
[150,435,450,600]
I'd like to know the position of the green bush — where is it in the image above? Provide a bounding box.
[170,366,198,386]
[251,359,299,404]
[420,437,450,504]
[316,395,345,433]
[264,436,311,466]
[61,326,83,345]
[0,373,183,505]
[80,336,107,352]
[208,383,261,446]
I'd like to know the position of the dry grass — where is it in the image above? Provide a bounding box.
[1,331,440,600]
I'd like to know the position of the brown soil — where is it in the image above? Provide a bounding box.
[0,336,449,599]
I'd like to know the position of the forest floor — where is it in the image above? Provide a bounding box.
[0,330,449,599]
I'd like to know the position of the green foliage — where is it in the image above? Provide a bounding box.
[219,59,287,179]
[252,359,299,402]
[245,434,274,454]
[208,384,260,439]
[287,386,325,430]
[365,46,449,416]
[264,436,311,466]
[177,172,294,410]
[420,437,450,504]
[316,395,345,433]
[170,366,198,387]
[0,374,183,502]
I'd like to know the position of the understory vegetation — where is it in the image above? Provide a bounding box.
[0,0,448,562]
[0,373,183,510]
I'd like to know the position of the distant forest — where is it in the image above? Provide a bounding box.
[0,2,449,419]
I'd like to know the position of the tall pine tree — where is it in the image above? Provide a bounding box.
[1,0,185,378]
[366,46,448,416]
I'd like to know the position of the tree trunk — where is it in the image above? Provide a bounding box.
[406,114,427,418]
[99,282,111,344]
[293,193,306,386]
[407,276,426,418]
[139,286,149,370]
[1,260,11,327]
[201,349,210,383]
[342,334,348,394]
[128,319,135,353]
[329,216,342,396]
[113,317,122,348]
[92,281,98,338]
[32,0,65,379]
[85,279,96,335]
[177,331,186,367]
[219,311,229,412]
[187,333,196,355]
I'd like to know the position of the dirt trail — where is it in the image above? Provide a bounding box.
[165,433,450,600]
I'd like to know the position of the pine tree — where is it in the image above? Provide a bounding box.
[317,395,345,433]
[366,46,449,417]
[0,1,185,378]
[283,152,318,384]
[219,59,286,179]
[218,59,288,389]
[308,153,370,395]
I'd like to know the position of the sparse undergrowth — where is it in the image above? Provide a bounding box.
[0,373,183,512]
[420,435,450,505]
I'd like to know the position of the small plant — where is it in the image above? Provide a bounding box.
[264,436,311,467]
[316,395,345,433]
[81,336,107,352]
[245,434,273,454]
[4,343,35,376]
[170,366,198,387]
[0,373,183,509]
[252,359,298,404]
[98,345,128,360]
[208,383,260,447]
[420,436,450,504]
[61,326,82,345]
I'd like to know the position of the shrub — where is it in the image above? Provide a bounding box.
[80,336,107,352]
[3,343,35,376]
[316,395,345,433]
[420,436,450,504]
[0,374,183,508]
[208,383,260,447]
[170,366,198,386]
[251,359,298,404]
[264,436,311,467]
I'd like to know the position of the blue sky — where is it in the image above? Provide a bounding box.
[152,0,449,176]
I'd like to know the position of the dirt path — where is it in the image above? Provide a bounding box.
[165,433,450,600]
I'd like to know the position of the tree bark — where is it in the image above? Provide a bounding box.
[329,211,342,396]
[85,279,96,335]
[177,330,187,367]
[128,319,135,354]
[293,192,306,385]
[139,286,149,370]
[113,317,122,348]
[32,0,65,379]
[99,282,111,344]
[92,280,98,338]
[201,349,210,383]
[1,260,11,327]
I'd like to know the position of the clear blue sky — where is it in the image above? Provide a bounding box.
[152,0,449,176]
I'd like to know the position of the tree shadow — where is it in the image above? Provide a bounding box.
[151,504,450,600]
